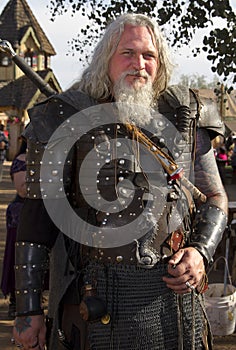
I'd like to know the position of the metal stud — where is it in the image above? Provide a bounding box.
[116,256,123,263]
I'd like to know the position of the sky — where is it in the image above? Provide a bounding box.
[0,0,234,90]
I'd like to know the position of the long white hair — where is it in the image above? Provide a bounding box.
[71,13,174,100]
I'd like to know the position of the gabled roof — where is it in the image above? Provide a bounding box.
[0,0,56,55]
[0,69,61,110]
[199,88,236,133]
[199,89,236,118]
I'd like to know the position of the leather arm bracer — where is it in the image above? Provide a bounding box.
[15,242,49,317]
[188,204,227,264]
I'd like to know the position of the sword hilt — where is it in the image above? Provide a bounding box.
[0,39,16,56]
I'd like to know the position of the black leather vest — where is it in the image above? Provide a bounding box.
[24,86,223,263]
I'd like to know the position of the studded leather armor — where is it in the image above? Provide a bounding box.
[23,86,226,264]
[15,86,226,350]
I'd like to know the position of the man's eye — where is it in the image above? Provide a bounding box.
[122,50,133,56]
[144,53,156,59]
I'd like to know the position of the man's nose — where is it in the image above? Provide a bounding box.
[132,54,145,70]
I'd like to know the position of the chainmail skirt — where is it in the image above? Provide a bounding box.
[86,262,209,350]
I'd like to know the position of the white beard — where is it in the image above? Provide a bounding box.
[113,71,154,126]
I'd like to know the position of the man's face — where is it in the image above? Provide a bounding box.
[108,24,159,90]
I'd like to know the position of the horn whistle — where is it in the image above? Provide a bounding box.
[79,284,110,324]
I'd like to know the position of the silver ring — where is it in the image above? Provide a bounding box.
[16,344,24,349]
[11,337,15,344]
[185,281,195,290]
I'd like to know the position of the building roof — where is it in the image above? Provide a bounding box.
[0,0,56,55]
[199,88,236,118]
[0,69,60,110]
[199,89,236,134]
[225,120,236,134]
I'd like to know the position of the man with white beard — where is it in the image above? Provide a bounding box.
[13,13,227,350]
[113,70,154,126]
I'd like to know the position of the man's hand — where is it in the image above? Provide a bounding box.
[162,247,205,294]
[13,314,46,350]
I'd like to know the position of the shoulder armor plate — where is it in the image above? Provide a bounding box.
[25,91,97,144]
[196,90,225,139]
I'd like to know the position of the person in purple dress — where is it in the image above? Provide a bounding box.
[0,124,9,182]
[1,138,27,318]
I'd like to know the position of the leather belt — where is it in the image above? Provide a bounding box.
[82,244,137,265]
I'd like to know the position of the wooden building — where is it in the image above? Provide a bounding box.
[0,0,61,159]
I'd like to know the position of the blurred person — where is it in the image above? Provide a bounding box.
[225,131,236,152]
[1,138,27,318]
[230,137,236,175]
[0,124,9,182]
[216,145,228,184]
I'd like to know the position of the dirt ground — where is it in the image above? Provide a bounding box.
[0,161,236,349]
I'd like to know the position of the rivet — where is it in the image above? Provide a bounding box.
[116,256,123,263]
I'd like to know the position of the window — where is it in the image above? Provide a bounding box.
[0,53,12,66]
[24,50,38,68]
